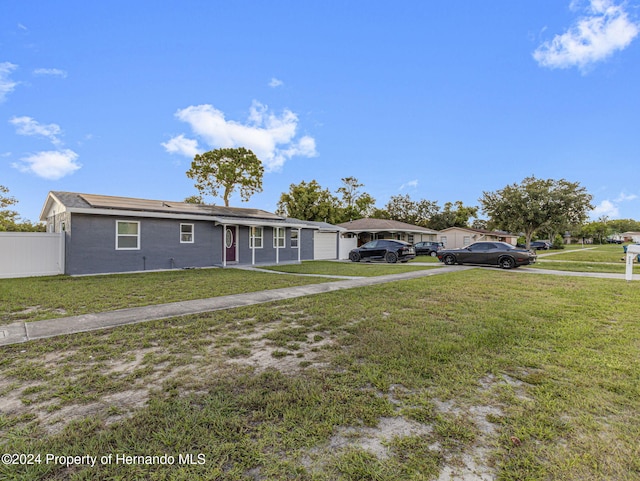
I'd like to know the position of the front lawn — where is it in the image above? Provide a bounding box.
[1,270,638,480]
[0,268,338,325]
[534,244,639,274]
[261,260,441,277]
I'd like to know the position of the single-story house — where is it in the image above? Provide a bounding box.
[438,227,518,249]
[39,191,339,275]
[621,231,640,243]
[336,218,439,246]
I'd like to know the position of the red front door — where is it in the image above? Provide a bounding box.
[225,227,236,262]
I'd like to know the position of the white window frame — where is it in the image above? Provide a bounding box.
[180,223,194,243]
[116,220,140,250]
[291,229,299,248]
[273,227,285,248]
[250,226,263,249]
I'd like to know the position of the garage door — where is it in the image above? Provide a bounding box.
[313,232,337,260]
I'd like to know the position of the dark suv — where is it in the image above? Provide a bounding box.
[414,241,444,257]
[349,240,416,263]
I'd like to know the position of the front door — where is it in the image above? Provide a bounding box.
[225,227,237,262]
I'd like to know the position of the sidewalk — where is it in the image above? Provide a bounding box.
[0,265,470,346]
[1,264,637,347]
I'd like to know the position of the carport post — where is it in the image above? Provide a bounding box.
[222,223,227,267]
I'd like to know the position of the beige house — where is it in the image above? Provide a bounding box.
[336,218,438,246]
[621,232,640,243]
[438,227,518,249]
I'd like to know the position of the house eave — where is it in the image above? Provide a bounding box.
[63,207,315,229]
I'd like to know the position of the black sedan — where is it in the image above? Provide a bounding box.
[437,241,536,269]
[349,239,416,263]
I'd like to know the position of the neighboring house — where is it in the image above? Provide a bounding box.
[438,227,518,249]
[621,232,640,243]
[336,218,439,246]
[39,191,327,275]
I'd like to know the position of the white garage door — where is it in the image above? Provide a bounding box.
[313,232,337,260]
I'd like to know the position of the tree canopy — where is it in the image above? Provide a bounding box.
[276,180,340,223]
[0,185,45,232]
[186,147,264,206]
[276,177,375,224]
[480,176,593,247]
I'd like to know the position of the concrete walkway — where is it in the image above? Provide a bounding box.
[1,264,637,347]
[0,265,470,346]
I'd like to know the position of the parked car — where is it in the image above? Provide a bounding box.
[437,241,536,269]
[529,241,551,250]
[606,238,623,244]
[349,239,416,263]
[414,241,444,257]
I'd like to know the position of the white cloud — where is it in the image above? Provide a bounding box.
[161,134,199,158]
[164,101,317,171]
[0,62,19,102]
[400,179,419,190]
[13,149,81,180]
[269,77,284,87]
[33,68,68,78]
[615,192,638,202]
[10,116,63,145]
[533,0,639,70]
[591,199,619,218]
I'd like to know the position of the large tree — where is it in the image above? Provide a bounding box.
[383,194,438,227]
[428,201,479,230]
[335,176,375,223]
[276,180,340,223]
[186,147,264,206]
[480,176,593,248]
[0,185,19,230]
[0,185,45,232]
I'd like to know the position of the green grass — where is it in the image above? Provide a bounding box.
[261,260,441,276]
[539,244,629,262]
[0,268,338,325]
[533,244,639,273]
[1,270,639,480]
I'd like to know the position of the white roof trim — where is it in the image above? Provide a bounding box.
[61,207,315,229]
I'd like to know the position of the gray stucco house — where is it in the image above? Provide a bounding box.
[40,192,320,275]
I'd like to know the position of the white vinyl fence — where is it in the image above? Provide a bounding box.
[0,232,65,278]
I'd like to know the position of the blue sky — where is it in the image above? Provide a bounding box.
[2,0,639,223]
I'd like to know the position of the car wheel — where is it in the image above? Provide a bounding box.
[349,252,361,262]
[385,252,398,263]
[499,256,515,269]
[443,254,456,265]
[430,251,437,257]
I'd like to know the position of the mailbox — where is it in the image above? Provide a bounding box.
[625,244,640,281]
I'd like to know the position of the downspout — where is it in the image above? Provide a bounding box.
[276,227,280,264]
[298,228,301,263]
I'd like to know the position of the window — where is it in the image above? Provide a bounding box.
[116,221,140,250]
[291,229,299,248]
[440,236,447,246]
[407,234,414,243]
[463,236,471,246]
[180,223,194,243]
[273,227,285,248]
[250,226,263,248]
